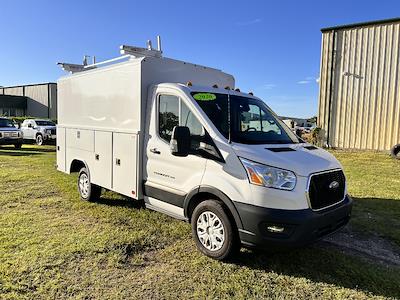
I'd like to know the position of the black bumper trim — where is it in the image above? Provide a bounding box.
[234,195,353,248]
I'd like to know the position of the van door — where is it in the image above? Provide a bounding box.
[144,90,207,213]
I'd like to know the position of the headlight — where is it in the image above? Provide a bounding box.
[239,158,297,190]
[46,129,52,134]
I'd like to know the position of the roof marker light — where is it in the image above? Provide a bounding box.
[235,88,241,92]
[212,84,218,88]
[249,92,254,96]
[187,81,193,86]
[224,86,231,90]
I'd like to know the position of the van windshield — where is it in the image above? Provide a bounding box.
[191,92,300,145]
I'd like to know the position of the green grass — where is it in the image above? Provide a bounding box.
[0,145,399,299]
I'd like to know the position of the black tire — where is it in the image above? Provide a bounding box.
[14,143,22,149]
[78,167,101,201]
[191,200,240,260]
[391,144,400,160]
[36,134,43,146]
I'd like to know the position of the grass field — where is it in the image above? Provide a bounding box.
[0,145,399,299]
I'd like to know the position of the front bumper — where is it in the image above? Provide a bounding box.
[0,137,23,145]
[235,195,352,249]
[44,134,56,141]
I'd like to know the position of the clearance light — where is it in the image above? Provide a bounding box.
[212,84,218,88]
[234,88,241,92]
[224,86,231,90]
[249,92,254,96]
[186,81,193,86]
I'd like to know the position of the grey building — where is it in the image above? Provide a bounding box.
[0,83,57,119]
[318,17,400,151]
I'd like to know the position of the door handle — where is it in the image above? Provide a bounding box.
[150,148,161,154]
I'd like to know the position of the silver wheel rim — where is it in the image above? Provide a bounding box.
[196,211,225,251]
[79,173,89,198]
[37,135,43,145]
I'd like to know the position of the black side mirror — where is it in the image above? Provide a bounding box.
[170,126,190,157]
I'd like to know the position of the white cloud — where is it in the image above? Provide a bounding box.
[297,80,311,84]
[297,76,318,84]
[236,18,262,26]
[261,83,276,90]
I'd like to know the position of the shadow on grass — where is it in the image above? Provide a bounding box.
[93,197,145,209]
[234,242,399,298]
[0,145,56,155]
[0,150,42,156]
[231,197,400,298]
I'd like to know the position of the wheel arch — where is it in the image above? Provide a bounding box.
[70,159,90,175]
[184,185,244,229]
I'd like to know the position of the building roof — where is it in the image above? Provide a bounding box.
[0,82,56,89]
[321,17,400,32]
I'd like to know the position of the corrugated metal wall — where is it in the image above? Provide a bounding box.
[0,83,57,119]
[318,20,400,151]
[3,86,24,96]
[25,84,49,118]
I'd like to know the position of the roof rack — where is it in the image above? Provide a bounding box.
[58,36,163,74]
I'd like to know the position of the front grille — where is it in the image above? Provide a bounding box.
[2,131,19,138]
[308,170,346,210]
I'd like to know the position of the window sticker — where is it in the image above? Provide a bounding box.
[193,93,217,101]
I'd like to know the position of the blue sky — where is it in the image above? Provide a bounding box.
[0,0,398,118]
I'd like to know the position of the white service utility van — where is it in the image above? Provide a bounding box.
[57,38,352,260]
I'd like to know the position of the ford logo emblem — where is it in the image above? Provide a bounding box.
[329,181,339,189]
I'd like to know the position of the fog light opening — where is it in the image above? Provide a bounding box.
[267,225,285,233]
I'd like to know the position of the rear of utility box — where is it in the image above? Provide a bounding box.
[56,59,143,199]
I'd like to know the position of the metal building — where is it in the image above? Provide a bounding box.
[0,83,57,119]
[318,18,400,151]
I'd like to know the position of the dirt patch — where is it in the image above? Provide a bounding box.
[321,226,400,268]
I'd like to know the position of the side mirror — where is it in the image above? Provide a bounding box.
[28,124,32,128]
[170,126,190,157]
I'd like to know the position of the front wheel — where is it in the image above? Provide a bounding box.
[36,134,43,146]
[191,200,240,260]
[78,167,101,201]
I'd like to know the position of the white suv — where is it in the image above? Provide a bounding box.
[21,119,56,145]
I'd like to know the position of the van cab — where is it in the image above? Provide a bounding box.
[57,40,352,260]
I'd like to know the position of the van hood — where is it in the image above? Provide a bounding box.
[232,143,342,177]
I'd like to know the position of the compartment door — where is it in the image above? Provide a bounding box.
[92,131,112,189]
[56,127,66,172]
[112,133,138,199]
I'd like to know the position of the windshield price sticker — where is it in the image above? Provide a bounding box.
[193,93,217,101]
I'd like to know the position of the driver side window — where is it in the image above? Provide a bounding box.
[158,94,204,150]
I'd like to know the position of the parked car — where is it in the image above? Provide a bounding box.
[21,119,56,145]
[0,117,23,149]
[391,144,400,159]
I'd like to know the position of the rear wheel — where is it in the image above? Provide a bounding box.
[391,144,400,160]
[191,200,240,260]
[78,167,101,201]
[36,134,43,146]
